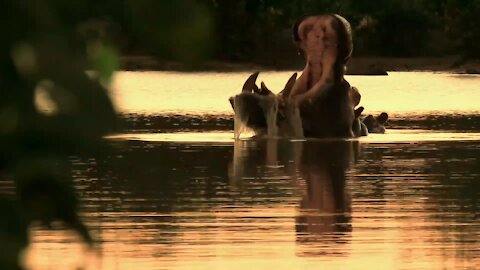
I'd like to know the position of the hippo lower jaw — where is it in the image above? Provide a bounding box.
[231,92,358,139]
[230,72,389,139]
[231,92,389,138]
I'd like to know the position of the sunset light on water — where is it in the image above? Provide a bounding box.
[19,71,480,270]
[2,2,480,270]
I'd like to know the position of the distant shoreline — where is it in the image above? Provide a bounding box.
[120,56,480,75]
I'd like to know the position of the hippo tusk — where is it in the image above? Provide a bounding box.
[260,82,274,95]
[242,71,260,93]
[280,73,298,97]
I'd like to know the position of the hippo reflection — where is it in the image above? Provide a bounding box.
[229,139,356,256]
[295,141,354,256]
[229,14,388,138]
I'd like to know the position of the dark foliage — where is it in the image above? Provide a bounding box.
[0,1,212,269]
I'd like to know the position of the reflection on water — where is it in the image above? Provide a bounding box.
[3,71,480,269]
[22,137,480,269]
[107,130,480,143]
[294,141,353,257]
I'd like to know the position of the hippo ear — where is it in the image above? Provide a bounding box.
[351,86,361,107]
[354,106,364,118]
[242,71,260,92]
[260,82,273,95]
[363,115,375,128]
[377,112,389,124]
[281,73,297,97]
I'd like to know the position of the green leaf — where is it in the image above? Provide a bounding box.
[90,42,119,85]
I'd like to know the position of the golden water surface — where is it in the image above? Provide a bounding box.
[10,72,480,269]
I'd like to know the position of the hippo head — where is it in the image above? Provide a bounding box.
[352,106,368,137]
[363,112,389,134]
[293,14,353,82]
[290,15,358,138]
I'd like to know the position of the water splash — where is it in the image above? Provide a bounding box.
[259,95,279,138]
[232,94,251,140]
[233,94,304,139]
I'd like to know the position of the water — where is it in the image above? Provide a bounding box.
[110,71,480,115]
[9,72,480,269]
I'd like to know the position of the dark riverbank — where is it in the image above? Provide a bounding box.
[120,56,480,75]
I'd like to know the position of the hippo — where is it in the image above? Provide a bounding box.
[352,106,368,137]
[229,14,388,138]
[363,112,389,134]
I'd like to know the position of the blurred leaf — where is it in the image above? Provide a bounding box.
[0,197,29,270]
[89,42,119,85]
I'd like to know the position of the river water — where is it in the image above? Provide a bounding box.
[19,72,480,269]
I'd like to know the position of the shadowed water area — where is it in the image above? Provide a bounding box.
[5,72,480,269]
